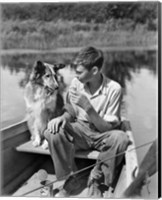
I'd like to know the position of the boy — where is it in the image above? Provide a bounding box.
[44,46,129,197]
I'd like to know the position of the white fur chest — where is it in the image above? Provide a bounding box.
[34,87,44,101]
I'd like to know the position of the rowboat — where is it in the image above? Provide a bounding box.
[1,119,138,197]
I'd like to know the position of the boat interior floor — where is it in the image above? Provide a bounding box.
[12,157,95,197]
[13,172,91,197]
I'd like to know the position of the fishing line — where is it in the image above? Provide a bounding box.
[20,139,155,196]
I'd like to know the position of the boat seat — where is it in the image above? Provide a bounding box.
[16,141,99,160]
[16,120,131,160]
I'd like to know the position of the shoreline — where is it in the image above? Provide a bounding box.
[0,46,158,55]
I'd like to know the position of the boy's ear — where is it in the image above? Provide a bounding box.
[92,66,99,75]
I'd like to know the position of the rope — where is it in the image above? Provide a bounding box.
[20,139,155,196]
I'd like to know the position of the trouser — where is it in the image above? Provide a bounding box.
[44,120,129,187]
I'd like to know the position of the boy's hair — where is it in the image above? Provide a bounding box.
[73,46,104,71]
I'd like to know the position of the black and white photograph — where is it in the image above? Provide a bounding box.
[0,1,160,198]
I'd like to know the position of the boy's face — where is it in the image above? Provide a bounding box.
[75,64,93,84]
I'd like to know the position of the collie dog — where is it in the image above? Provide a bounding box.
[24,60,65,149]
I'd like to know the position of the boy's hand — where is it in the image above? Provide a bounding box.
[70,90,92,112]
[47,116,66,134]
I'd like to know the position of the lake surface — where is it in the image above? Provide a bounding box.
[0,50,158,198]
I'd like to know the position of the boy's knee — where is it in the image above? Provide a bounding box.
[44,129,59,144]
[111,130,129,146]
[44,129,51,140]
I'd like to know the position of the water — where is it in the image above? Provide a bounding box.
[0,51,158,197]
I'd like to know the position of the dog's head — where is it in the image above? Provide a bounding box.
[30,60,65,92]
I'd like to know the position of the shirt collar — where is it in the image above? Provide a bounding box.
[81,73,108,97]
[101,74,109,96]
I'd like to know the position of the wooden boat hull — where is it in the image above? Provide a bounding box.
[1,120,47,195]
[1,120,138,197]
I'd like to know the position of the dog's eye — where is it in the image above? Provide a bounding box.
[45,74,50,78]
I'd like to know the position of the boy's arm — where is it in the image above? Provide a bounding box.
[63,102,76,122]
[86,106,114,132]
[47,104,75,134]
[70,88,122,132]
[47,89,77,134]
[101,86,122,123]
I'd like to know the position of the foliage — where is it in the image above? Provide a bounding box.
[1,18,157,49]
[1,51,157,88]
[1,2,158,49]
[1,2,158,30]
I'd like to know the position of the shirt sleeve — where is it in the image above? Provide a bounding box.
[64,78,79,117]
[102,86,122,123]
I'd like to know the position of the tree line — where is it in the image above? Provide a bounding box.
[2,2,158,25]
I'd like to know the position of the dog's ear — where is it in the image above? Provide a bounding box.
[30,60,45,81]
[53,63,66,72]
[34,61,45,73]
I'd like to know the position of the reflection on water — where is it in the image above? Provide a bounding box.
[102,51,156,90]
[1,52,76,88]
[1,69,26,128]
[1,51,157,89]
[0,50,158,197]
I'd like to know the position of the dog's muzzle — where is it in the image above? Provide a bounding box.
[45,86,58,95]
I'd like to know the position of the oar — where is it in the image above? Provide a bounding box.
[122,139,158,198]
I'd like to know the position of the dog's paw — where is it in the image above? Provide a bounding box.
[32,139,41,147]
[30,135,34,141]
[41,139,48,149]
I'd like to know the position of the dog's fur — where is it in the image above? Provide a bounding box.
[24,60,65,149]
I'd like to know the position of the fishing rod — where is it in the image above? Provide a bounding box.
[21,139,156,196]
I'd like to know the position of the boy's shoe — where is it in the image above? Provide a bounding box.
[54,188,70,197]
[55,170,90,197]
